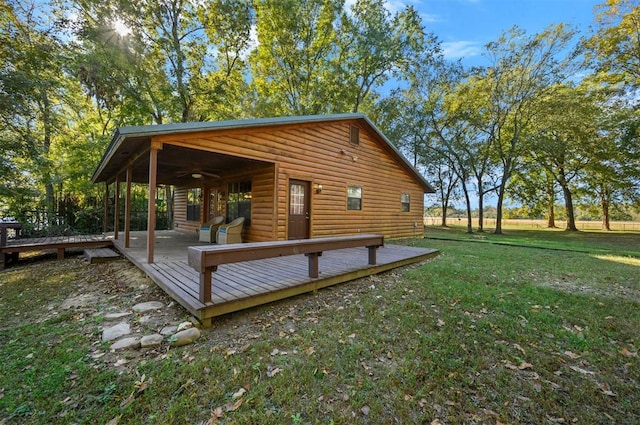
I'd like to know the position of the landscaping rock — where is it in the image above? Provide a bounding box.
[110,337,140,350]
[177,321,194,332]
[140,334,163,348]
[171,327,201,347]
[103,312,131,321]
[102,322,131,342]
[160,325,178,336]
[132,301,164,313]
[140,315,166,330]
[61,294,100,310]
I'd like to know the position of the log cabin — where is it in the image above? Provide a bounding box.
[92,113,434,263]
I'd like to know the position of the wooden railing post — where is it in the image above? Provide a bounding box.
[199,267,212,303]
[367,245,378,265]
[305,252,321,278]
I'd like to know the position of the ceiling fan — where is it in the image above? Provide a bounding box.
[175,169,220,179]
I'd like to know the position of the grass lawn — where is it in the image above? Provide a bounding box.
[1,228,638,424]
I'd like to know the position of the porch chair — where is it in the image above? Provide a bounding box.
[216,217,245,244]
[199,216,225,243]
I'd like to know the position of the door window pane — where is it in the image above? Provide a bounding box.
[290,184,305,215]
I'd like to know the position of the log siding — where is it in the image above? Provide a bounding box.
[169,120,425,241]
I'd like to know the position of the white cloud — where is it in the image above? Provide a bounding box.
[441,40,483,59]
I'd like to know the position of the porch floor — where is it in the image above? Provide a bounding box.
[111,231,439,326]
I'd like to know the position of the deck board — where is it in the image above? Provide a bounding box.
[109,231,438,325]
[1,234,113,269]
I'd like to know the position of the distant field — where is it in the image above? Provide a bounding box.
[424,216,640,232]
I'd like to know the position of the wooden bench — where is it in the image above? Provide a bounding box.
[188,234,384,304]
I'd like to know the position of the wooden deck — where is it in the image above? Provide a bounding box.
[1,234,113,269]
[111,231,439,326]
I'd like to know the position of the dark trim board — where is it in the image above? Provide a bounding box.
[110,231,438,326]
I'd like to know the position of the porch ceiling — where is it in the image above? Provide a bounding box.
[97,141,271,186]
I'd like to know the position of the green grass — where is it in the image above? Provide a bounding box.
[1,228,639,424]
[426,224,640,257]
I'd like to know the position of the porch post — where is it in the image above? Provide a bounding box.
[203,187,211,222]
[124,164,132,248]
[103,182,109,234]
[114,175,120,240]
[147,141,161,264]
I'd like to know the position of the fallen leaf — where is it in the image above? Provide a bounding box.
[361,405,370,416]
[598,382,616,397]
[563,350,581,360]
[267,367,282,378]
[431,419,443,425]
[225,398,243,412]
[212,406,224,418]
[105,416,120,425]
[513,344,526,355]
[505,362,519,370]
[518,362,533,370]
[270,348,280,356]
[305,346,316,356]
[620,347,638,358]
[569,366,595,375]
[437,319,445,327]
[232,387,247,399]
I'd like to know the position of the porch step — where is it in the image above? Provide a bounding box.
[84,248,120,264]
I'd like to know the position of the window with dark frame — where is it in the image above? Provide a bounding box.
[227,181,252,226]
[186,188,201,221]
[401,193,410,212]
[347,186,362,210]
[350,125,360,145]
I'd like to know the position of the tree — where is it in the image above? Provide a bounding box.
[250,0,343,116]
[473,25,578,234]
[526,84,603,231]
[335,0,430,113]
[0,1,70,225]
[585,0,640,91]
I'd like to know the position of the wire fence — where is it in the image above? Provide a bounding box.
[423,217,640,232]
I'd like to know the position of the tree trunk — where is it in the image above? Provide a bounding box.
[559,169,578,231]
[546,177,557,228]
[495,189,504,234]
[440,199,448,227]
[494,166,510,235]
[547,202,556,228]
[600,184,611,231]
[477,178,484,232]
[462,182,473,234]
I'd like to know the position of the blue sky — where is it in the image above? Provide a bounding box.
[404,0,602,66]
